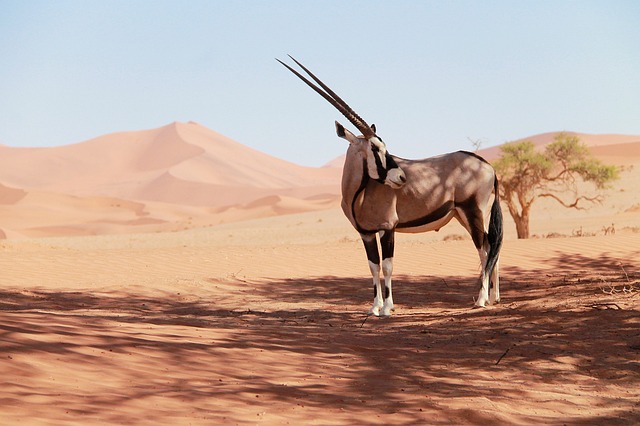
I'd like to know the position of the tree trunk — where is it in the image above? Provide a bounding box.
[504,192,532,239]
[514,211,530,239]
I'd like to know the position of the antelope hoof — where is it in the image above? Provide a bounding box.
[369,305,382,316]
[474,299,487,308]
[475,291,490,308]
[380,302,394,317]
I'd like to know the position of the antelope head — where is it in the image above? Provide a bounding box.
[277,56,407,189]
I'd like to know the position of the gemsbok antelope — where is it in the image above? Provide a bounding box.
[278,56,503,316]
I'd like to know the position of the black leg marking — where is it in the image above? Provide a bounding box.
[380,230,395,304]
[361,234,380,265]
[362,234,382,313]
[469,223,486,251]
[455,197,485,250]
[380,230,395,260]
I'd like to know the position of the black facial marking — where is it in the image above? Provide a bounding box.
[371,144,388,183]
[385,152,399,170]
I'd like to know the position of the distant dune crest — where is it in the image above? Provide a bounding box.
[0,123,637,239]
[476,132,640,161]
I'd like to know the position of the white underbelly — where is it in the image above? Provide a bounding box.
[396,211,456,234]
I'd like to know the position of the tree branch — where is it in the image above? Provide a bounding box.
[539,193,603,209]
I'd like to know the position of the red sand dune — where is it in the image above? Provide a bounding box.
[477,132,640,161]
[0,121,341,205]
[0,122,342,237]
[0,124,639,239]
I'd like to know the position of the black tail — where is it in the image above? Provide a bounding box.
[485,176,503,276]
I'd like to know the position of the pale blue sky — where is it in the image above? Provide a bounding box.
[1,0,639,166]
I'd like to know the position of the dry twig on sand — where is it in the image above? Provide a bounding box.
[598,262,639,297]
[495,345,515,365]
[589,302,623,310]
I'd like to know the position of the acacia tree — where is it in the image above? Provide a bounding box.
[493,133,619,239]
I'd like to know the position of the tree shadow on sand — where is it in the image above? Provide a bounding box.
[1,252,639,424]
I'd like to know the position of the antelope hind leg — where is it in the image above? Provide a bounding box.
[475,246,490,307]
[489,259,500,304]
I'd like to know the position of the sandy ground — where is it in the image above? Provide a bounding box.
[1,127,639,424]
[1,208,639,425]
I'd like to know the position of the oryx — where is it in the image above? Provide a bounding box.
[278,56,503,316]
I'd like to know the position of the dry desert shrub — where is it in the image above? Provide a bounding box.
[442,234,468,242]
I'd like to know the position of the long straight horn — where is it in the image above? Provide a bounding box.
[277,56,375,139]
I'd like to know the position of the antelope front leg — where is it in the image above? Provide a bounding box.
[380,230,395,316]
[361,234,383,316]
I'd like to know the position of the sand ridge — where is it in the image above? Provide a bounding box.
[1,125,639,239]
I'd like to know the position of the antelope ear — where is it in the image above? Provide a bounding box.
[371,123,376,134]
[335,121,359,144]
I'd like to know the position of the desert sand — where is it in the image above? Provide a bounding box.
[1,124,639,425]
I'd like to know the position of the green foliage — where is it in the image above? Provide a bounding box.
[544,133,620,189]
[493,132,620,239]
[570,159,620,189]
[493,141,550,194]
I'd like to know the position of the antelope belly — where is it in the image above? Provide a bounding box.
[396,210,456,234]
